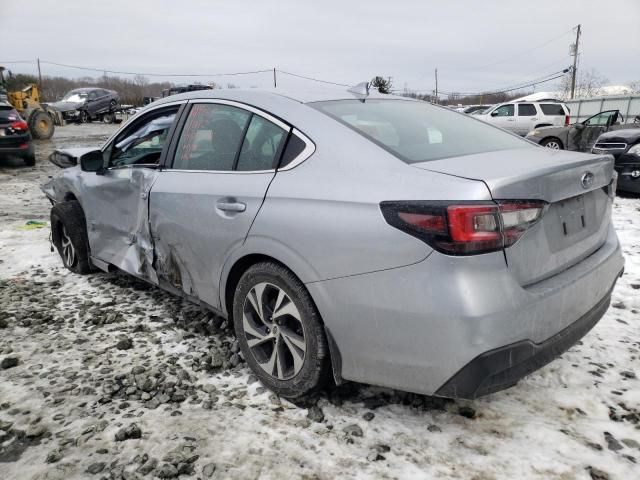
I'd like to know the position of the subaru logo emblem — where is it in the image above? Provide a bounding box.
[581,171,594,189]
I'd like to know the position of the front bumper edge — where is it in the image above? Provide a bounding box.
[435,271,622,400]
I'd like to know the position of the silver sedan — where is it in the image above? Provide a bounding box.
[43,88,624,399]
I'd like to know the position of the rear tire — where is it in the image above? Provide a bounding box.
[29,111,55,139]
[541,137,563,150]
[50,201,92,274]
[233,262,330,399]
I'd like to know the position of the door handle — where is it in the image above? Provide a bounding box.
[217,201,246,213]
[507,118,515,121]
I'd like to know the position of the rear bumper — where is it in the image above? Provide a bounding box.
[0,136,33,158]
[307,224,624,397]
[435,280,617,398]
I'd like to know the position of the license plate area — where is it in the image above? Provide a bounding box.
[557,194,586,237]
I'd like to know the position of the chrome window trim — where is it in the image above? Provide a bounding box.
[186,98,290,132]
[162,169,276,175]
[278,128,316,171]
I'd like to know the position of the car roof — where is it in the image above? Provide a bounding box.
[150,86,412,107]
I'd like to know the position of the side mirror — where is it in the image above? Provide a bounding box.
[80,150,104,173]
[490,111,499,117]
[574,123,585,131]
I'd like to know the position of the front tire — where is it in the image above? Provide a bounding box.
[50,201,92,274]
[541,137,563,150]
[233,262,329,398]
[29,111,55,139]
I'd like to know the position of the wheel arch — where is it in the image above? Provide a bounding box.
[221,248,343,385]
[541,136,564,149]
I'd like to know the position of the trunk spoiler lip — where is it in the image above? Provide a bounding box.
[409,149,615,203]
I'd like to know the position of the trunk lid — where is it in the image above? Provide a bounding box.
[412,147,615,285]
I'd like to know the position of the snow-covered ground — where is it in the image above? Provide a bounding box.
[0,125,639,480]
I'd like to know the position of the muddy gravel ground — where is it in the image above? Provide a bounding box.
[0,124,639,480]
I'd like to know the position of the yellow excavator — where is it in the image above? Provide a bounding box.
[0,66,60,139]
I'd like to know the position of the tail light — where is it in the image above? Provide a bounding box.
[10,120,29,132]
[380,200,546,255]
[565,115,570,126]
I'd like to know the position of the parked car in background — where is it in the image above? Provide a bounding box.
[0,101,35,166]
[462,105,491,115]
[526,110,640,151]
[469,105,492,115]
[161,84,213,98]
[592,125,640,193]
[49,88,120,123]
[478,101,570,136]
[43,89,623,400]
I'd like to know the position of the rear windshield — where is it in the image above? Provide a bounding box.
[0,105,19,122]
[540,104,566,115]
[311,99,532,163]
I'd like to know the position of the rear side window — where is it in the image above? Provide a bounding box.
[279,134,307,168]
[540,104,565,115]
[236,114,287,171]
[312,99,531,164]
[173,104,251,171]
[518,104,536,116]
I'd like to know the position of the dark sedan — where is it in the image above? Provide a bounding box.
[0,102,35,166]
[49,88,119,123]
[526,110,640,151]
[592,128,640,194]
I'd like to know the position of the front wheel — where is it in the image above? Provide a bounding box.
[79,110,90,123]
[541,137,564,150]
[50,201,92,274]
[233,262,330,398]
[29,111,55,139]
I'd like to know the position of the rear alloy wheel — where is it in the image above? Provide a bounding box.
[541,138,563,150]
[233,262,329,398]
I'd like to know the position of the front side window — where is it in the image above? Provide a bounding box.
[518,104,537,116]
[585,111,617,126]
[312,99,531,163]
[493,104,514,117]
[109,108,178,167]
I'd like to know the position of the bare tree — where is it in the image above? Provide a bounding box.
[627,81,640,94]
[557,69,608,99]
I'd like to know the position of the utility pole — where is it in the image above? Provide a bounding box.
[434,68,438,104]
[37,58,42,89]
[273,68,277,88]
[570,24,581,99]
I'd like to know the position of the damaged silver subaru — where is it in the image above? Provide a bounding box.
[43,88,624,399]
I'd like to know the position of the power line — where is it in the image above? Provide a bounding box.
[39,60,272,78]
[398,68,570,97]
[276,70,350,87]
[449,26,575,71]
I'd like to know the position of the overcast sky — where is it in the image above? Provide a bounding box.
[2,0,639,95]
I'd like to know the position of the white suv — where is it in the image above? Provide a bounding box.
[477,101,570,136]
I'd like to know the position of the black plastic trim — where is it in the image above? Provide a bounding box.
[435,275,621,399]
